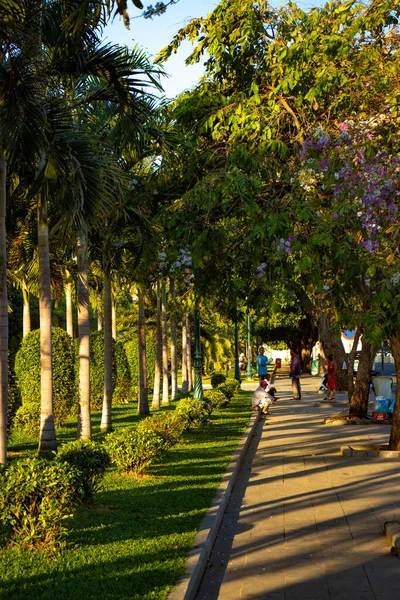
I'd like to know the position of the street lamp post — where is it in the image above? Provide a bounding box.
[193,310,203,399]
[193,267,203,399]
[234,321,241,384]
[246,313,253,379]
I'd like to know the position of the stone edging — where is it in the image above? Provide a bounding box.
[385,521,400,556]
[168,411,260,600]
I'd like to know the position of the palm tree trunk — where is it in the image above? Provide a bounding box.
[37,188,56,453]
[97,294,103,330]
[65,273,74,338]
[101,256,113,431]
[77,225,91,440]
[0,151,8,464]
[138,285,149,415]
[388,332,400,450]
[181,313,188,394]
[170,279,178,400]
[152,280,161,409]
[186,313,193,392]
[22,285,31,338]
[112,293,117,339]
[161,278,169,405]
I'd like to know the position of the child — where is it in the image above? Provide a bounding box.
[325,354,337,400]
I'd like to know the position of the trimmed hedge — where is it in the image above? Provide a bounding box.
[15,328,75,427]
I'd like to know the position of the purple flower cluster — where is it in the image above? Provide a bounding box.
[256,262,267,278]
[170,248,194,289]
[276,236,294,254]
[158,251,168,273]
[302,120,400,254]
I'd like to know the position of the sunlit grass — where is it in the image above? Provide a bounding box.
[1,392,252,600]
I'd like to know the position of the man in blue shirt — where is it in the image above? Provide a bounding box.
[256,347,270,382]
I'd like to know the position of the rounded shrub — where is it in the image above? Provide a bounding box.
[15,328,75,426]
[217,380,238,401]
[137,413,184,452]
[85,331,131,410]
[226,376,241,391]
[0,458,77,550]
[203,389,229,414]
[55,440,110,505]
[174,398,208,429]
[104,427,164,477]
[210,372,226,388]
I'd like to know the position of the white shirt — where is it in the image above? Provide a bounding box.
[252,386,272,408]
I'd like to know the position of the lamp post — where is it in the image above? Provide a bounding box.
[246,313,253,379]
[234,321,241,384]
[192,267,203,399]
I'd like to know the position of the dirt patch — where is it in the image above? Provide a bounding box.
[340,444,400,458]
[323,411,392,426]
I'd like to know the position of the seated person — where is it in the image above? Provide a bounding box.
[265,373,279,401]
[252,379,274,415]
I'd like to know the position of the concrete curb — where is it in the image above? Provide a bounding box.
[168,411,260,600]
[385,521,400,555]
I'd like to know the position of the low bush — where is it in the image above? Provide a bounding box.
[104,427,164,477]
[137,413,184,452]
[0,458,77,550]
[55,441,110,505]
[226,376,241,391]
[14,401,40,436]
[210,372,226,388]
[203,389,229,414]
[174,398,208,429]
[217,380,238,401]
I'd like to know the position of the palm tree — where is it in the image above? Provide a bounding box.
[0,150,8,464]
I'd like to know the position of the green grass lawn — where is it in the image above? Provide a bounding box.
[1,392,252,600]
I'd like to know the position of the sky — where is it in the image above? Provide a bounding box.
[103,0,219,99]
[103,0,322,99]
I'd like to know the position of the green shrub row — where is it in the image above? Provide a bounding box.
[3,376,241,550]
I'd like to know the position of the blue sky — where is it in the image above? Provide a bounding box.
[103,0,321,99]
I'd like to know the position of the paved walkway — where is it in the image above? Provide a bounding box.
[196,376,400,600]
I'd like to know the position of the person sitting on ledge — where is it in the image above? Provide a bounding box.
[252,379,275,416]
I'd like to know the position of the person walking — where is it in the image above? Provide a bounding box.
[325,354,337,400]
[256,347,270,382]
[289,349,302,400]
